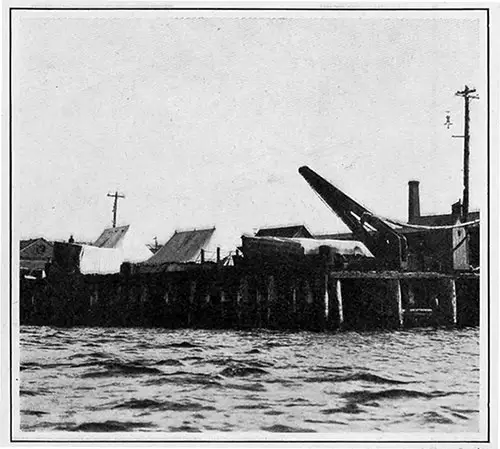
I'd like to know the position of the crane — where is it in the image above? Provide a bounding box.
[298,166,408,270]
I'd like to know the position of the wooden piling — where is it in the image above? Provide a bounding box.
[291,283,298,329]
[387,279,403,329]
[322,273,329,329]
[315,272,329,331]
[440,278,457,326]
[220,288,227,326]
[237,276,250,328]
[327,277,343,330]
[456,277,480,327]
[303,278,314,330]
[188,280,196,327]
[267,275,276,328]
[256,287,263,328]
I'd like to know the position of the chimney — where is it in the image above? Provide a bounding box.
[408,180,420,223]
[451,200,462,218]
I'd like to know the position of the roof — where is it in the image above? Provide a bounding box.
[20,238,53,251]
[20,239,38,250]
[314,232,354,241]
[255,225,312,238]
[20,238,53,261]
[93,225,130,248]
[143,228,216,265]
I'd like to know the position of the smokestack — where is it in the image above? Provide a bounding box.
[408,180,420,223]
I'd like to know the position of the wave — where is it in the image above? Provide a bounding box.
[165,342,200,348]
[322,403,363,415]
[152,359,184,366]
[68,352,110,360]
[261,424,316,433]
[111,398,216,412]
[341,389,456,403]
[421,410,456,425]
[143,372,222,388]
[81,361,163,378]
[22,410,48,416]
[56,420,157,432]
[220,366,269,377]
[168,425,202,432]
[304,372,413,385]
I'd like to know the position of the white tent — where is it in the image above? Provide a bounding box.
[80,225,152,274]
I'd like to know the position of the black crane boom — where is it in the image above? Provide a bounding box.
[298,166,408,270]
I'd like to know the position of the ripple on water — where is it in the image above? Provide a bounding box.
[19,326,480,434]
[56,421,157,432]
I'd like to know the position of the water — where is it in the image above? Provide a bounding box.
[19,326,479,433]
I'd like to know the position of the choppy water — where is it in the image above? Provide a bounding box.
[19,326,479,434]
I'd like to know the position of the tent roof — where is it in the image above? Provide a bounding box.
[143,228,216,265]
[93,225,130,248]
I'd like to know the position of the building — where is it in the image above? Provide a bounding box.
[20,238,53,278]
[139,228,217,272]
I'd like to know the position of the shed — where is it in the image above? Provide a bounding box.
[143,228,216,265]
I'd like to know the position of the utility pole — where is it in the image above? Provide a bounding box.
[107,191,125,228]
[453,85,478,222]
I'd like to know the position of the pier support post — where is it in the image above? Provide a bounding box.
[219,288,227,328]
[327,278,343,330]
[316,272,329,331]
[237,276,250,328]
[256,288,263,328]
[456,277,480,327]
[388,279,403,329]
[440,278,457,326]
[188,280,196,327]
[291,283,298,329]
[267,275,276,329]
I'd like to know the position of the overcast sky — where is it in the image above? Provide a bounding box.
[12,9,487,251]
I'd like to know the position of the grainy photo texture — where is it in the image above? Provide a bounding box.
[5,3,494,445]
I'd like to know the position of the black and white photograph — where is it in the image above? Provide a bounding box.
[2,2,498,445]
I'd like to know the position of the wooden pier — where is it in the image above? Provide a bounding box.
[20,258,479,331]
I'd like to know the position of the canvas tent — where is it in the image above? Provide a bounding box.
[78,225,152,274]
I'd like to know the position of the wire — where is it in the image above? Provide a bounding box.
[380,216,480,230]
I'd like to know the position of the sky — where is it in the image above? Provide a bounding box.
[12,9,487,252]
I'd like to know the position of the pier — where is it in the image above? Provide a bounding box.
[19,161,481,333]
[20,256,479,331]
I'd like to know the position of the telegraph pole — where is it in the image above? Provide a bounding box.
[454,85,478,222]
[107,191,125,228]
